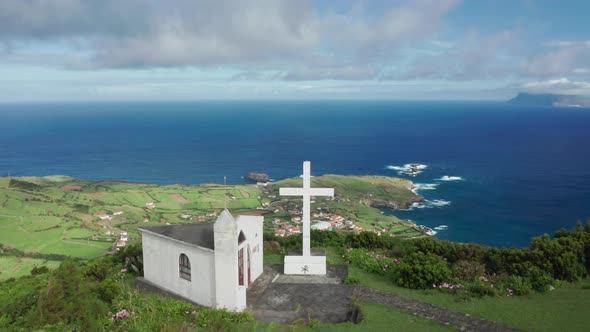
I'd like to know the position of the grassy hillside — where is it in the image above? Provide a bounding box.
[268,175,423,237]
[270,174,417,204]
[0,176,263,280]
[0,174,422,280]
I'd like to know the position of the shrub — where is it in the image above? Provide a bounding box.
[30,266,49,275]
[263,241,281,253]
[466,281,497,297]
[398,252,451,289]
[343,248,398,276]
[452,260,486,282]
[503,276,532,296]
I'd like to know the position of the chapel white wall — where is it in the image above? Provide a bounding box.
[142,231,215,307]
[237,216,264,282]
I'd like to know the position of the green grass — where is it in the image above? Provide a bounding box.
[0,256,61,280]
[349,266,590,332]
[263,253,283,266]
[310,300,455,332]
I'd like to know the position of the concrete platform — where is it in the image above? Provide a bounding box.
[247,265,360,324]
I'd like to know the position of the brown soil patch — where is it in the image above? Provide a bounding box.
[61,185,83,191]
[170,194,190,204]
[240,190,251,198]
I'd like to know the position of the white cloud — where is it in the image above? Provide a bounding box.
[522,78,590,95]
[0,0,320,68]
[386,30,518,80]
[0,0,461,75]
[522,40,590,77]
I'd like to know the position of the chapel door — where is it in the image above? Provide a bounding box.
[238,248,244,286]
[247,245,252,286]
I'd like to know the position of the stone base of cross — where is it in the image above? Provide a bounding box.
[280,161,334,275]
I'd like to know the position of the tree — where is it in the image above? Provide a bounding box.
[398,252,451,289]
[37,258,108,330]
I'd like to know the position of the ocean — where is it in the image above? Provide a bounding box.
[1,100,589,248]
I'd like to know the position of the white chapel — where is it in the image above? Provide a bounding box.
[139,210,263,312]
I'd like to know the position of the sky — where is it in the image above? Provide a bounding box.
[0,0,589,102]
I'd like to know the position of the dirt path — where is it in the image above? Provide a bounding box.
[11,260,25,274]
[353,286,526,332]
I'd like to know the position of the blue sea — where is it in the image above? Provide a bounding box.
[1,100,589,248]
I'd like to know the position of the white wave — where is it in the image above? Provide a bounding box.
[413,183,439,190]
[429,199,451,206]
[436,175,463,181]
[386,163,428,177]
[403,199,451,210]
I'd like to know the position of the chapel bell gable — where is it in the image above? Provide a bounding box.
[214,209,238,235]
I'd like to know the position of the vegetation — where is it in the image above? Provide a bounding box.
[266,222,590,299]
[268,175,422,237]
[2,175,589,330]
[0,174,423,280]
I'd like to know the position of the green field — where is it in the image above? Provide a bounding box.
[349,266,590,332]
[0,174,422,279]
[0,257,61,281]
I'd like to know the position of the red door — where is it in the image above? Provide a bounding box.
[238,248,244,286]
[247,247,252,286]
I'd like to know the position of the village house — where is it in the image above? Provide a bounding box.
[98,214,112,220]
[311,221,332,231]
[139,210,263,312]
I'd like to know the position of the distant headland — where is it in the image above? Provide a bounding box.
[508,92,590,108]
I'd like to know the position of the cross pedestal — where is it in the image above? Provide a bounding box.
[280,161,334,275]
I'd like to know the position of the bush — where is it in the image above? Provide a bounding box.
[263,241,281,253]
[30,266,49,275]
[466,281,497,297]
[503,276,532,296]
[452,260,486,282]
[84,258,114,281]
[343,248,398,276]
[398,252,451,289]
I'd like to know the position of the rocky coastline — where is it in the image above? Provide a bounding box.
[244,172,270,183]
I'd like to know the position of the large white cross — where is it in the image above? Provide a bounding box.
[280,161,334,257]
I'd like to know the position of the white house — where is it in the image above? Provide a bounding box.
[139,210,263,312]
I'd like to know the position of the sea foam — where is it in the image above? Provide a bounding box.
[403,199,451,210]
[436,175,463,181]
[411,183,439,194]
[386,163,428,177]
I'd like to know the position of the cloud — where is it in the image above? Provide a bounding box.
[522,78,590,95]
[319,0,460,58]
[0,0,461,73]
[521,49,580,76]
[0,0,319,68]
[522,40,590,76]
[386,30,518,80]
[284,65,377,81]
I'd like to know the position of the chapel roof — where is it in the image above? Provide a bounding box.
[139,223,215,250]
